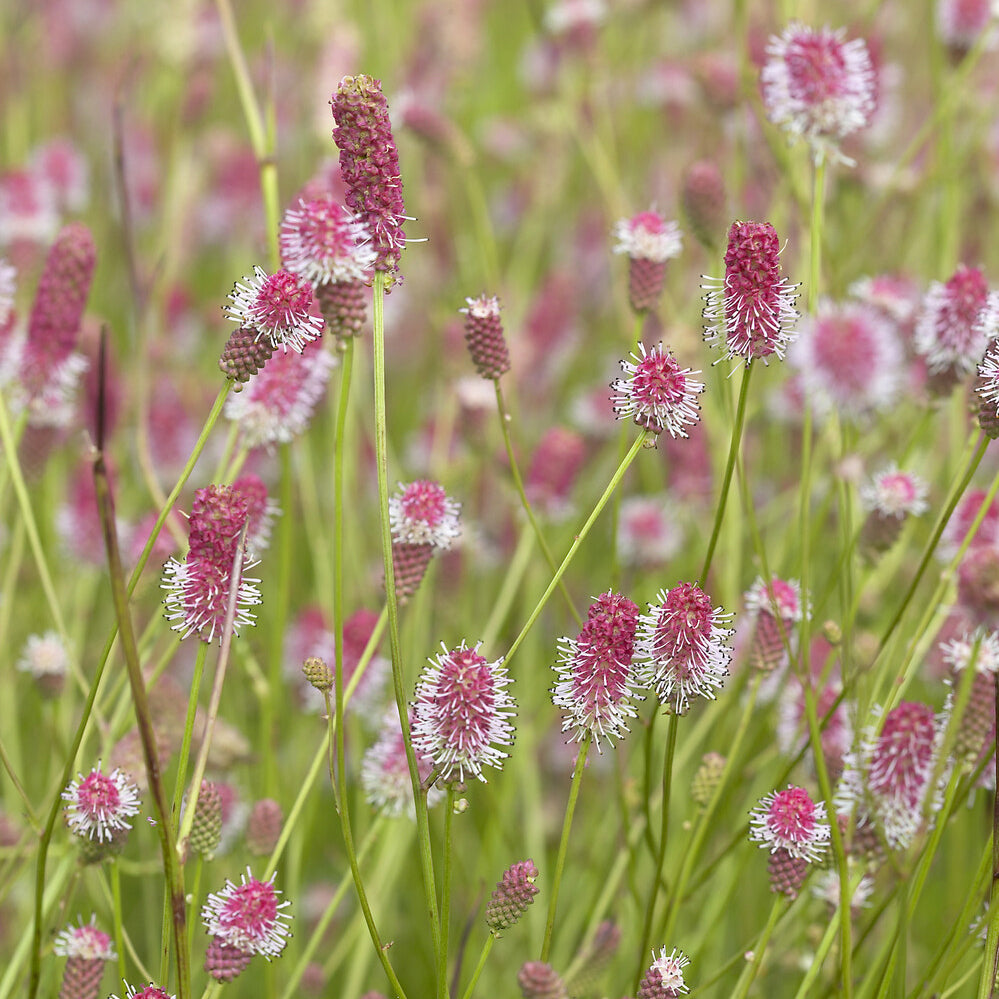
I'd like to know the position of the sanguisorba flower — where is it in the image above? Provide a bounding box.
[161,484,261,643]
[760,22,877,162]
[54,916,115,999]
[331,75,407,283]
[485,860,541,936]
[914,264,993,380]
[637,947,691,998]
[201,868,292,959]
[742,576,808,672]
[412,641,516,783]
[110,985,175,999]
[976,330,999,438]
[701,221,800,364]
[612,210,682,313]
[389,479,462,548]
[749,785,831,862]
[62,762,141,843]
[859,464,929,554]
[635,583,734,713]
[610,342,704,440]
[552,591,642,748]
[224,265,324,353]
[460,294,511,380]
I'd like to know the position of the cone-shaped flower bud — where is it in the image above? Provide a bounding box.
[702,221,800,364]
[485,859,540,935]
[54,917,115,999]
[517,962,568,999]
[219,326,276,387]
[613,210,682,313]
[188,781,223,859]
[302,655,334,692]
[610,342,704,439]
[461,295,511,379]
[204,936,254,982]
[691,751,726,807]
[391,541,435,605]
[331,75,407,283]
[681,160,726,252]
[637,947,691,998]
[316,279,368,340]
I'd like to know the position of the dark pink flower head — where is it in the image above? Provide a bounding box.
[613,210,682,263]
[744,576,807,625]
[760,22,876,161]
[111,985,175,999]
[224,338,336,449]
[749,785,831,861]
[412,641,516,782]
[915,265,992,377]
[279,196,375,287]
[232,473,280,557]
[610,342,704,438]
[525,427,586,519]
[161,485,261,643]
[460,295,511,380]
[361,708,444,817]
[702,221,800,364]
[552,591,642,748]
[957,545,999,628]
[62,762,141,842]
[225,265,324,353]
[331,75,407,283]
[53,915,116,960]
[201,868,292,958]
[860,465,929,519]
[637,947,691,998]
[485,860,540,935]
[635,583,735,712]
[389,480,462,549]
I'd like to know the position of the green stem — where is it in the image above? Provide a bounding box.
[110,861,126,986]
[809,156,825,313]
[439,788,456,998]
[170,642,209,823]
[540,733,591,963]
[459,935,495,999]
[980,671,999,999]
[731,896,785,999]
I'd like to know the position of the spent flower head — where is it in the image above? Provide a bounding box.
[201,868,292,958]
[412,641,516,783]
[62,762,141,842]
[749,785,831,862]
[225,265,324,353]
[702,220,800,363]
[610,342,703,439]
[389,480,462,549]
[279,196,375,287]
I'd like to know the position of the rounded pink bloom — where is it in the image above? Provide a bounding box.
[552,591,642,748]
[279,196,375,287]
[914,265,992,376]
[612,210,682,263]
[760,22,876,160]
[361,709,444,817]
[702,221,800,363]
[937,0,996,52]
[637,947,691,998]
[610,342,704,438]
[744,576,807,624]
[225,265,324,353]
[53,916,116,960]
[62,762,141,842]
[749,785,831,862]
[389,480,462,549]
[860,465,928,519]
[789,301,903,418]
[524,427,586,519]
[635,583,734,712]
[412,641,516,782]
[201,868,292,958]
[617,495,684,568]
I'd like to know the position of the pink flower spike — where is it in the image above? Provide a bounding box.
[613,210,682,263]
[110,985,175,999]
[412,641,516,783]
[702,221,800,364]
[610,342,704,439]
[201,868,292,958]
[389,480,462,549]
[552,591,642,748]
[915,265,992,377]
[53,915,116,960]
[760,22,877,163]
[637,947,691,998]
[225,265,324,353]
[62,762,141,842]
[635,583,734,713]
[749,785,831,861]
[860,465,929,519]
[279,196,375,287]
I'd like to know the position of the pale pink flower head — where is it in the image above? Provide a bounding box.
[788,301,903,419]
[702,221,800,364]
[389,480,462,549]
[224,338,336,449]
[361,709,444,818]
[760,22,876,162]
[749,785,831,862]
[411,641,516,783]
[16,630,69,696]
[279,196,375,287]
[613,210,682,263]
[232,473,280,557]
[0,168,59,247]
[744,576,807,624]
[861,465,929,519]
[161,485,261,644]
[635,583,735,712]
[62,762,141,842]
[849,273,922,325]
[552,591,642,748]
[939,489,999,560]
[937,0,998,53]
[637,947,690,998]
[30,138,89,212]
[225,265,324,353]
[940,629,999,675]
[610,342,704,439]
[914,265,992,378]
[201,868,292,958]
[53,915,116,960]
[617,495,684,568]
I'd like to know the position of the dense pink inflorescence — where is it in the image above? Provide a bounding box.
[201,869,292,958]
[743,576,807,672]
[225,266,324,353]
[611,342,704,438]
[914,265,992,378]
[62,762,141,843]
[389,480,462,549]
[461,294,511,379]
[485,859,540,934]
[637,947,691,998]
[749,785,831,862]
[279,196,375,287]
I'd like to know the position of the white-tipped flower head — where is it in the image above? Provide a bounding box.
[201,868,292,959]
[279,196,376,287]
[62,762,141,842]
[610,342,704,439]
[389,480,462,549]
[225,265,324,353]
[749,785,831,862]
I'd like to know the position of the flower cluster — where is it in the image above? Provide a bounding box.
[743,576,807,672]
[610,342,704,439]
[637,947,691,998]
[225,265,324,353]
[201,869,292,959]
[62,762,141,844]
[389,480,463,603]
[612,210,682,313]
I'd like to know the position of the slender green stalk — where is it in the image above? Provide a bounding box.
[0,735,38,833]
[170,642,209,822]
[506,432,649,671]
[460,935,496,999]
[732,896,785,999]
[110,861,126,986]
[439,788,457,995]
[699,363,753,584]
[494,379,581,625]
[980,672,999,999]
[540,732,591,963]
[481,525,536,651]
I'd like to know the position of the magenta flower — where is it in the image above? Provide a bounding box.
[749,785,831,862]
[201,868,292,958]
[743,576,807,672]
[760,22,876,162]
[861,465,929,519]
[232,473,280,557]
[610,342,704,439]
[279,196,375,287]
[161,485,261,643]
[551,591,642,748]
[635,583,734,712]
[524,426,586,520]
[389,480,462,549]
[915,265,993,378]
[681,160,727,251]
[331,75,407,282]
[486,860,540,935]
[110,986,175,999]
[225,265,324,353]
[701,221,800,364]
[461,295,511,380]
[62,762,140,843]
[412,641,516,783]
[940,489,999,560]
[637,947,691,998]
[617,495,684,568]
[361,708,444,818]
[937,0,996,53]
[612,210,682,313]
